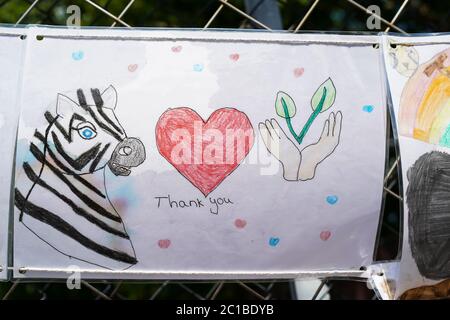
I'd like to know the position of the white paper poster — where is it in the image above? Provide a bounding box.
[0,27,26,280]
[12,27,386,279]
[383,34,450,297]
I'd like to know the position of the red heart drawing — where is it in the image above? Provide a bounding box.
[158,239,171,249]
[229,53,240,61]
[320,230,331,241]
[171,45,182,53]
[156,107,254,196]
[128,64,138,72]
[234,218,247,229]
[294,67,304,78]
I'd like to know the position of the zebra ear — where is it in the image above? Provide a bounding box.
[56,94,80,118]
[101,85,118,110]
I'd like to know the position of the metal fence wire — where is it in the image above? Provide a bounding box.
[0,0,434,300]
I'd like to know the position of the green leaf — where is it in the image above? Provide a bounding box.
[311,78,336,112]
[275,91,297,118]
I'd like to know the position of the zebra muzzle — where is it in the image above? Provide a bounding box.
[108,137,146,176]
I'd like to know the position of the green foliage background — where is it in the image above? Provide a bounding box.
[0,0,448,32]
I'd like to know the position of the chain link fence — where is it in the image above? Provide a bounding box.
[0,0,445,300]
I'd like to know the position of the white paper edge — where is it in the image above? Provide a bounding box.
[0,26,27,281]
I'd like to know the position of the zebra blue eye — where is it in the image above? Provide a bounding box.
[78,127,97,139]
[82,129,93,138]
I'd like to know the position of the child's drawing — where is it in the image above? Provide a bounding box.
[9,29,388,280]
[396,47,450,282]
[398,48,450,146]
[388,45,419,77]
[398,48,450,279]
[14,86,146,270]
[156,107,254,196]
[259,78,343,181]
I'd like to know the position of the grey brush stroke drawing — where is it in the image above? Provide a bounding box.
[406,151,450,279]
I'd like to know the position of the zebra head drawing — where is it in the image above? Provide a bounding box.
[14,85,145,270]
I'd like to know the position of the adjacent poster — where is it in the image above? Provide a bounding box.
[12,27,386,279]
[0,27,26,280]
[383,34,450,297]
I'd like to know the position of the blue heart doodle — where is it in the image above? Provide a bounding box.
[326,195,338,205]
[269,237,280,247]
[72,51,84,61]
[193,63,204,72]
[362,105,374,113]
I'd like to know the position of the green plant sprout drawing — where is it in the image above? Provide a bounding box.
[259,78,343,181]
[276,78,336,145]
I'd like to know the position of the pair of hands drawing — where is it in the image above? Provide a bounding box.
[259,111,343,181]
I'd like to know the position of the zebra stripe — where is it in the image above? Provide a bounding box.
[44,111,86,143]
[15,88,137,269]
[21,162,128,239]
[77,89,123,141]
[34,130,106,198]
[91,88,124,134]
[15,190,137,265]
[89,143,111,173]
[28,140,121,223]
[51,131,102,171]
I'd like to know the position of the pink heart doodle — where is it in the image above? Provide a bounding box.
[320,230,331,241]
[293,67,304,78]
[229,53,240,61]
[234,219,247,229]
[158,239,171,249]
[171,45,182,53]
[128,64,138,72]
